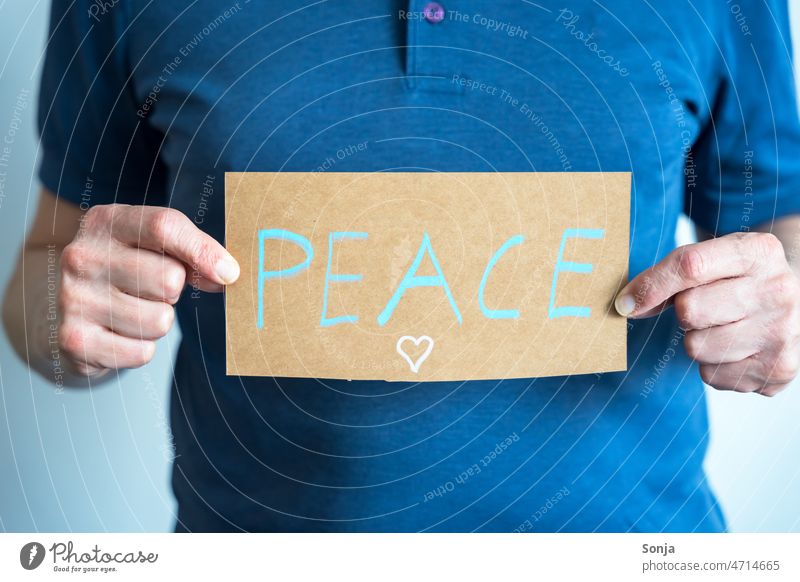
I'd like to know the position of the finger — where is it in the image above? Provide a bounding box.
[684,319,760,364]
[673,278,752,330]
[699,361,762,393]
[101,289,175,340]
[110,246,187,303]
[184,263,224,294]
[59,322,156,372]
[625,295,675,320]
[89,327,157,370]
[109,206,239,285]
[699,351,798,396]
[699,360,790,396]
[615,234,767,318]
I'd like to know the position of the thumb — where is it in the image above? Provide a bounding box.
[184,264,226,293]
[614,237,756,318]
[614,245,704,318]
[114,207,240,286]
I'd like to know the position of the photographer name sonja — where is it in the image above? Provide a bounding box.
[642,543,676,556]
[48,541,158,565]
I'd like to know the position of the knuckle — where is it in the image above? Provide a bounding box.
[673,291,696,328]
[772,318,794,347]
[130,341,157,368]
[150,208,187,244]
[147,210,169,242]
[754,232,783,258]
[82,204,112,230]
[683,331,703,360]
[106,335,155,369]
[153,304,175,336]
[772,354,800,384]
[730,231,749,254]
[58,323,86,359]
[770,273,799,305]
[163,264,186,302]
[60,244,87,273]
[188,238,216,271]
[676,246,705,284]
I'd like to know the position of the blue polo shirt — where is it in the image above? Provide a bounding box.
[39,0,800,532]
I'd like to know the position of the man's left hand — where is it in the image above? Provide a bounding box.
[615,232,800,396]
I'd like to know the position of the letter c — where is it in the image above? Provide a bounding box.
[478,235,524,319]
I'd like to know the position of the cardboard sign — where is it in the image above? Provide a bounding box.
[225,172,630,381]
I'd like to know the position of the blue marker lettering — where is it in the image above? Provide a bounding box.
[548,228,605,319]
[479,235,525,319]
[320,232,368,327]
[377,232,462,326]
[257,229,313,329]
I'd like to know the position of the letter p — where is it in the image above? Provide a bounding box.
[258,229,313,329]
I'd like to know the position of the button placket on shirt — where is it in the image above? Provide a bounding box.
[404,0,462,93]
[422,2,445,23]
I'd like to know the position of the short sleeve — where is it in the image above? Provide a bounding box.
[38,0,166,208]
[685,0,800,235]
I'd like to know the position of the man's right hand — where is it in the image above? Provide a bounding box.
[58,204,239,378]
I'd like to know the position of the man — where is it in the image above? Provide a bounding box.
[4,0,800,532]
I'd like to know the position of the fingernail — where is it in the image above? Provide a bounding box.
[215,257,240,284]
[615,293,636,317]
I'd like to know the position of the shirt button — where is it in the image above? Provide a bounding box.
[423,2,445,24]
